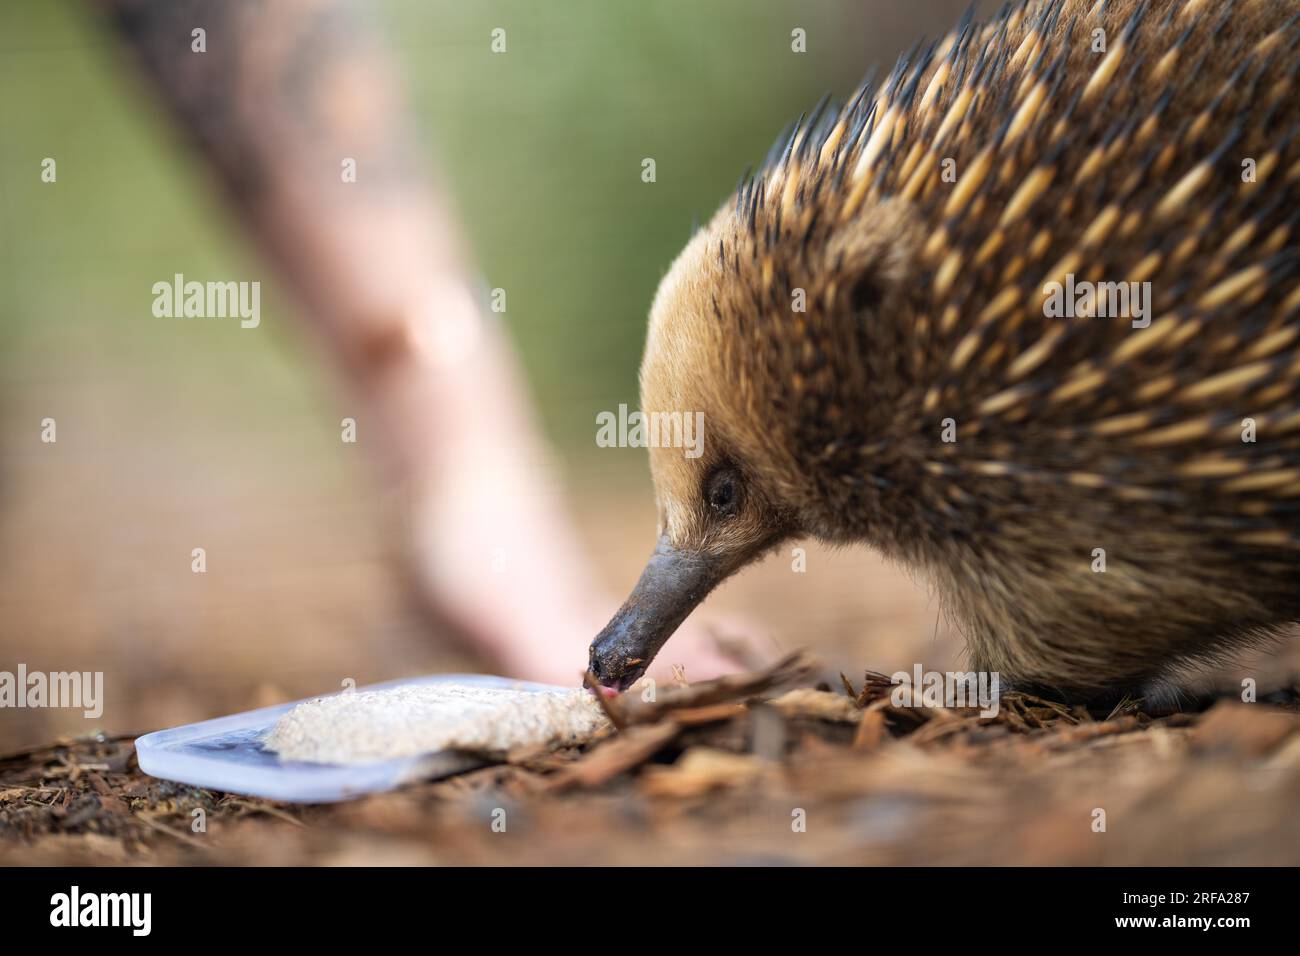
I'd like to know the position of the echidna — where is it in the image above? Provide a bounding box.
[587,0,1300,703]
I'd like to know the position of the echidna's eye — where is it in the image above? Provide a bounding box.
[705,467,741,518]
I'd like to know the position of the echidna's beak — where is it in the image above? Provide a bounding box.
[588,534,725,691]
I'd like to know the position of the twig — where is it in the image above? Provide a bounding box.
[582,671,627,731]
[617,650,817,725]
[135,813,210,849]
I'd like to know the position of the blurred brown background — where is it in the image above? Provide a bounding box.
[0,0,1293,753]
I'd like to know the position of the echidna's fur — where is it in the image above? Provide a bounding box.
[591,0,1300,703]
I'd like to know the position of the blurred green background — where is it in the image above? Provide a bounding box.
[0,0,972,450]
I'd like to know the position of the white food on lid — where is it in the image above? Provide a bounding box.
[264,683,609,765]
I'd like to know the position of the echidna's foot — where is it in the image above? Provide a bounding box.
[1131,676,1202,715]
[1261,686,1300,706]
[994,675,1206,716]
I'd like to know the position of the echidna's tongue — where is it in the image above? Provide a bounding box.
[587,535,724,690]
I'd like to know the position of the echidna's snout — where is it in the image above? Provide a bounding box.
[588,534,726,690]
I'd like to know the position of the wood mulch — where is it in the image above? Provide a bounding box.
[4,652,1299,865]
